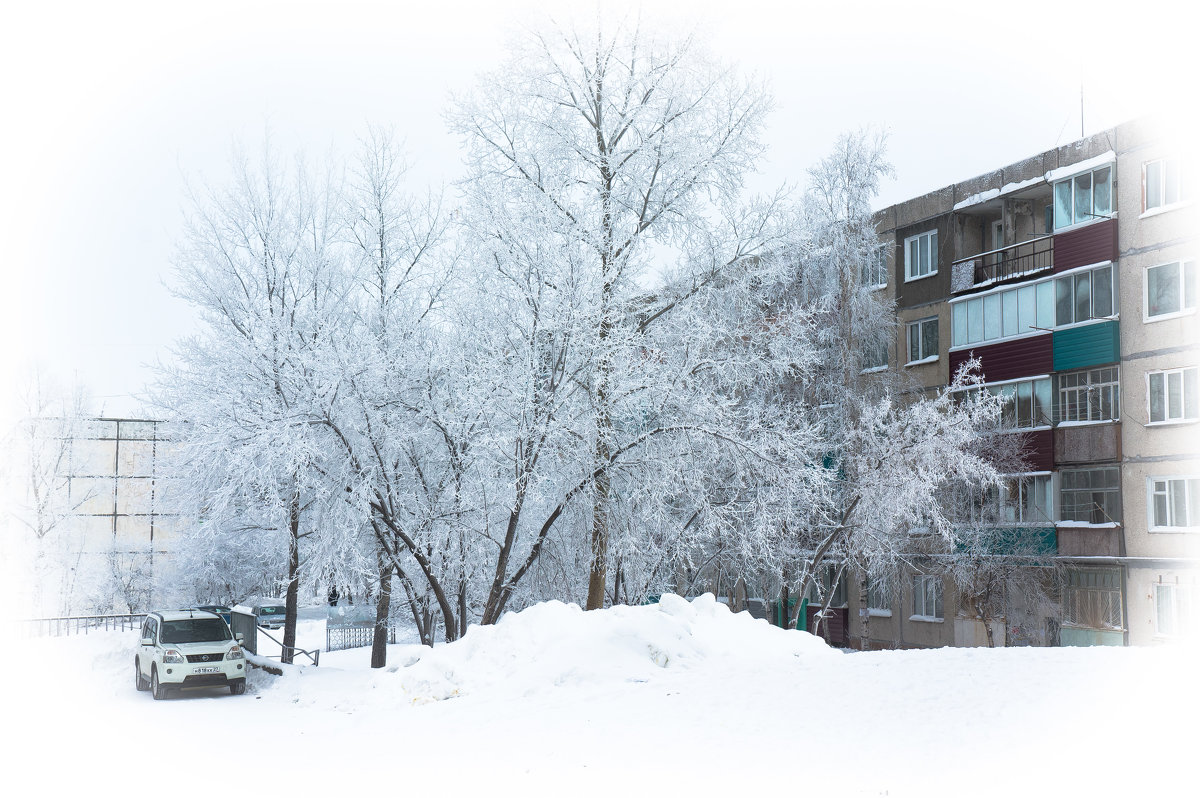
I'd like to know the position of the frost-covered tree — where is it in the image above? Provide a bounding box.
[157,139,347,663]
[5,371,96,615]
[449,20,800,612]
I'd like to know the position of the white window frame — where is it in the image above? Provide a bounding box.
[911,574,943,621]
[867,576,892,616]
[1052,165,1114,231]
[1155,581,1194,637]
[1143,260,1198,322]
[903,229,938,282]
[862,244,889,290]
[1143,158,1186,215]
[949,263,1113,350]
[1147,477,1200,532]
[1057,366,1120,425]
[906,316,939,365]
[1146,366,1199,425]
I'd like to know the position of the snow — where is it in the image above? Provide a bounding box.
[6,594,1197,795]
[1044,151,1116,184]
[951,176,1046,211]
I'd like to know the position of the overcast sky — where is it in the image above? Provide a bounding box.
[0,0,1190,429]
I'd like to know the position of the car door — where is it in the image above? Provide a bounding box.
[140,617,158,675]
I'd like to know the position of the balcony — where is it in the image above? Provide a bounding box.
[951,235,1053,294]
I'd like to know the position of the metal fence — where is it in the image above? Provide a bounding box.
[20,613,146,637]
[326,624,398,653]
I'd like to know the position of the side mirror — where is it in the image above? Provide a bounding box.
[235,633,244,643]
[139,637,153,646]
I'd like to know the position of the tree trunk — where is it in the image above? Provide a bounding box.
[282,492,300,665]
[585,429,612,611]
[859,572,871,651]
[371,548,394,668]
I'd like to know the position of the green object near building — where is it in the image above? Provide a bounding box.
[1053,319,1119,372]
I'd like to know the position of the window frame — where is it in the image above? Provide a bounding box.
[1058,466,1122,525]
[949,263,1113,350]
[866,576,892,616]
[903,229,938,283]
[1147,476,1200,532]
[1143,158,1186,215]
[1056,366,1120,425]
[862,244,889,290]
[1052,165,1114,231]
[1062,567,1123,630]
[1146,366,1199,425]
[906,316,939,365]
[1143,260,1198,322]
[1154,581,1194,637]
[910,574,944,621]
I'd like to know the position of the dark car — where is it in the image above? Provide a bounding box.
[196,605,232,625]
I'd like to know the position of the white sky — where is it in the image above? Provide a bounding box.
[0,0,1191,428]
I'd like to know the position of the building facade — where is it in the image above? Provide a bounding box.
[842,117,1196,648]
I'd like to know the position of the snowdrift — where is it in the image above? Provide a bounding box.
[259,593,836,709]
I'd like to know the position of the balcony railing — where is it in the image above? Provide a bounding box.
[951,235,1054,293]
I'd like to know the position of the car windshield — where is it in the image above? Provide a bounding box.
[159,618,231,644]
[258,606,284,615]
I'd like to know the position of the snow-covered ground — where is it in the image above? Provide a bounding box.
[6,594,1195,795]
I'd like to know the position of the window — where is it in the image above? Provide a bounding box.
[1057,367,1120,423]
[1145,261,1198,319]
[1053,165,1113,229]
[1149,477,1200,530]
[1000,475,1053,524]
[907,317,938,363]
[861,338,888,370]
[1055,265,1114,325]
[911,574,943,620]
[1145,158,1187,212]
[867,577,892,613]
[959,377,1052,430]
[904,230,938,281]
[1155,582,1195,636]
[1059,467,1121,524]
[1063,567,1122,629]
[1148,366,1199,423]
[862,245,888,288]
[994,378,1053,429]
[951,265,1111,347]
[805,565,847,607]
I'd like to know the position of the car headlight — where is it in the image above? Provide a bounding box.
[225,645,244,660]
[162,649,186,664]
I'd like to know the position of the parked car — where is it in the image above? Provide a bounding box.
[195,604,232,625]
[135,609,246,699]
[249,599,287,629]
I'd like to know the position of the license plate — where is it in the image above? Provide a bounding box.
[194,666,220,674]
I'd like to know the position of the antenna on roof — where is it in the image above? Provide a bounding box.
[1080,83,1085,139]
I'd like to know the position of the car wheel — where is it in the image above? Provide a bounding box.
[150,667,168,700]
[229,679,246,696]
[135,660,149,691]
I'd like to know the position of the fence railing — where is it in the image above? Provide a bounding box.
[19,613,146,637]
[952,235,1054,291]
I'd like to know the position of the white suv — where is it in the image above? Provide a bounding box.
[135,610,247,699]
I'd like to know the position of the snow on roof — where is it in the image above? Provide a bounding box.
[156,609,221,621]
[1044,151,1116,184]
[952,175,1049,211]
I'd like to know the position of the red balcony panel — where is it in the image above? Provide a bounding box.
[1022,428,1054,472]
[949,335,1053,384]
[1053,218,1117,273]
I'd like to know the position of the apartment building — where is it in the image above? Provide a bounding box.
[840,117,1196,648]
